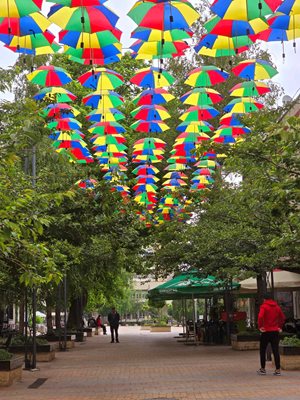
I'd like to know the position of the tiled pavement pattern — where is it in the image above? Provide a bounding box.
[1,326,300,400]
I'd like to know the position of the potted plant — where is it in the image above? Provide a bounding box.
[8,336,56,362]
[150,320,171,333]
[0,349,23,386]
[231,330,261,350]
[279,336,300,370]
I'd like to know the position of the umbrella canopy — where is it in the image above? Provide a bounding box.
[132,165,159,175]
[47,4,119,33]
[277,0,300,15]
[0,30,56,49]
[239,270,300,291]
[133,88,175,105]
[180,87,223,105]
[220,112,244,126]
[27,65,72,87]
[229,81,271,97]
[82,90,124,108]
[33,87,77,103]
[148,270,240,300]
[204,15,269,36]
[210,0,282,20]
[78,67,123,89]
[196,45,249,57]
[47,0,107,6]
[180,105,220,121]
[130,67,175,89]
[131,26,193,41]
[232,59,279,80]
[128,1,200,30]
[59,29,121,48]
[131,105,171,121]
[47,117,82,131]
[130,120,170,133]
[194,33,256,52]
[268,12,300,30]
[130,39,189,58]
[89,121,125,134]
[224,97,264,113]
[0,0,42,18]
[185,65,229,87]
[0,12,50,35]
[176,120,214,133]
[86,108,125,122]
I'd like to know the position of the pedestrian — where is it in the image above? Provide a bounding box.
[257,293,285,376]
[96,314,107,335]
[107,307,120,343]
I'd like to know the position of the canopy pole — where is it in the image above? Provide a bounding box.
[181,298,185,335]
[192,294,197,344]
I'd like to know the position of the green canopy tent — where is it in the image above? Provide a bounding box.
[148,271,240,344]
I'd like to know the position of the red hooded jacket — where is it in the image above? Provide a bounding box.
[258,299,285,332]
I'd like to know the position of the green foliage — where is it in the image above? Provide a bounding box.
[280,335,300,347]
[0,349,13,360]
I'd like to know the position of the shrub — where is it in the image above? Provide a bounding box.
[0,349,13,360]
[280,335,300,347]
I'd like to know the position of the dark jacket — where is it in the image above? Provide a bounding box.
[108,311,120,327]
[258,299,285,332]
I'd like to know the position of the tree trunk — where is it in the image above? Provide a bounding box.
[19,297,25,335]
[46,297,53,334]
[55,284,62,330]
[255,272,267,324]
[67,291,88,330]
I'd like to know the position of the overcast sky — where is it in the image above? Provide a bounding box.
[1,0,299,101]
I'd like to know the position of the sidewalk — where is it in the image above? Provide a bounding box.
[1,326,300,400]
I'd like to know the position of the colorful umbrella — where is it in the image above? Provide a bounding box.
[229,81,271,97]
[180,105,220,121]
[90,133,126,145]
[257,27,300,42]
[176,121,213,134]
[224,97,264,113]
[6,42,60,55]
[47,118,82,131]
[134,137,166,149]
[27,65,72,87]
[130,67,175,89]
[0,0,42,18]
[59,30,121,48]
[133,88,175,105]
[204,15,269,36]
[180,88,223,105]
[214,125,251,136]
[82,90,124,108]
[132,165,159,175]
[131,26,193,41]
[194,33,257,51]
[277,0,300,15]
[185,65,229,87]
[41,103,80,118]
[47,4,119,34]
[75,178,98,190]
[210,0,282,20]
[78,67,123,89]
[0,12,50,35]
[88,121,125,134]
[220,113,244,126]
[131,105,171,121]
[0,30,56,49]
[47,0,108,6]
[268,13,300,30]
[196,45,249,57]
[86,108,125,122]
[33,87,77,102]
[128,1,200,30]
[130,39,189,58]
[231,59,279,80]
[130,120,170,133]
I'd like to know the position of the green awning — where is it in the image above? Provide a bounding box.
[148,271,240,301]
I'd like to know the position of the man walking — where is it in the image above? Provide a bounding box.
[257,293,285,376]
[108,307,120,343]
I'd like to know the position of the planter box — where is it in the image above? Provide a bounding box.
[83,328,96,337]
[75,332,87,342]
[150,326,171,333]
[8,344,56,362]
[231,334,260,351]
[140,326,151,331]
[279,345,300,356]
[0,355,23,387]
[277,346,300,370]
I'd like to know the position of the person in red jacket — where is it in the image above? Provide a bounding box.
[257,293,285,376]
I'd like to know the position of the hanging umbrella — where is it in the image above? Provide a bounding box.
[128,1,200,30]
[47,0,108,6]
[177,120,213,134]
[134,137,166,149]
[131,26,193,41]
[163,178,187,187]
[133,183,158,193]
[130,67,175,89]
[268,12,300,30]
[185,65,229,87]
[92,143,127,153]
[195,160,218,168]
[132,154,164,163]
[78,67,123,89]
[90,133,126,145]
[27,65,72,87]
[133,88,174,106]
[33,87,77,102]
[194,33,257,51]
[224,97,264,113]
[47,4,119,33]
[0,30,56,49]
[180,105,219,121]
[257,27,300,42]
[232,59,279,80]
[134,192,158,205]
[0,0,42,18]
[163,171,188,180]
[0,12,50,35]
[50,130,85,141]
[132,49,186,60]
[130,39,189,58]
[193,168,215,176]
[75,178,98,190]
[164,163,191,171]
[41,103,80,118]
[229,81,271,97]
[191,175,214,184]
[214,125,251,136]
[176,131,209,143]
[130,120,170,133]
[180,88,223,106]
[88,121,125,134]
[59,29,121,48]
[196,45,249,57]
[65,50,122,65]
[86,108,125,122]
[204,15,269,36]
[135,175,159,185]
[277,0,300,15]
[210,0,282,20]
[131,105,171,120]
[6,41,61,56]
[82,90,124,108]
[220,113,244,126]
[132,165,159,175]
[47,117,82,131]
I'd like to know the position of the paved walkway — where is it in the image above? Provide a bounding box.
[1,326,300,400]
